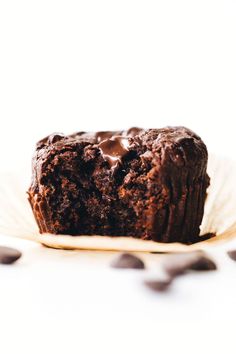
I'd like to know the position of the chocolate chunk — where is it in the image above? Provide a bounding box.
[144,278,172,292]
[0,246,22,264]
[227,250,236,261]
[95,131,122,143]
[111,253,145,269]
[98,136,129,170]
[163,252,216,277]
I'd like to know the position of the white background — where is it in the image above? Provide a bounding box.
[0,1,236,353]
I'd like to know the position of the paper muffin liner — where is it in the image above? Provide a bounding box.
[0,154,236,253]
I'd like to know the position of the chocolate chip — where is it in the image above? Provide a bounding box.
[111,253,145,269]
[144,278,172,292]
[189,256,217,271]
[163,253,199,277]
[227,250,236,261]
[163,252,216,277]
[0,246,22,264]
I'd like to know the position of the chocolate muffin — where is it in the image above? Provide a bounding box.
[28,126,209,243]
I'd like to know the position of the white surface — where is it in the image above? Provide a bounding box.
[1,234,236,354]
[0,0,236,353]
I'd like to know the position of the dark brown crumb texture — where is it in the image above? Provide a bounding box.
[28,126,210,243]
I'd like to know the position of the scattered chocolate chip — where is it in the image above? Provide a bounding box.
[163,253,199,277]
[111,253,145,269]
[144,278,172,292]
[189,256,217,271]
[163,252,216,277]
[227,250,236,261]
[0,246,22,264]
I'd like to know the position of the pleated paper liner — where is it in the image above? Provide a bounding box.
[0,154,236,253]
